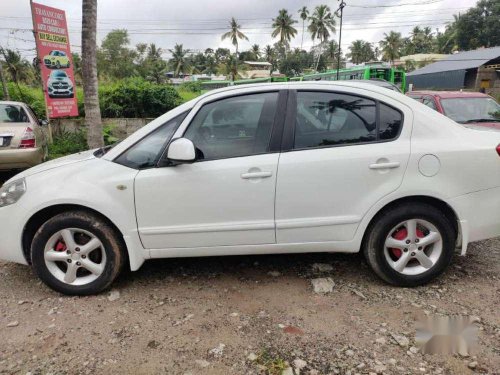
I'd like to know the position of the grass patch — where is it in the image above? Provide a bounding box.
[48,130,88,160]
[255,349,288,375]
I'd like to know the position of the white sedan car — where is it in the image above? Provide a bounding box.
[1,82,499,295]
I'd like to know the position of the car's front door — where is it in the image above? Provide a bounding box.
[275,89,412,243]
[134,90,286,250]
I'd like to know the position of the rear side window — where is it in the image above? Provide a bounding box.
[293,91,402,149]
[115,112,187,169]
[294,92,376,149]
[379,103,403,140]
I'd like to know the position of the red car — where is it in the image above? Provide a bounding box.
[407,90,500,130]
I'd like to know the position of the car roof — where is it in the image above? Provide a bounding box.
[408,90,490,99]
[199,80,407,101]
[0,100,27,106]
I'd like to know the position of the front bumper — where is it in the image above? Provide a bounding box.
[0,202,29,265]
[447,187,500,254]
[0,148,44,171]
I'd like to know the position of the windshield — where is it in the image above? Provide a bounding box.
[52,71,67,78]
[0,104,29,123]
[440,97,500,123]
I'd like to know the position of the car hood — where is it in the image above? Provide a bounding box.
[6,149,97,183]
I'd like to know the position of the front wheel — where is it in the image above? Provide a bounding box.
[363,203,456,286]
[31,211,125,295]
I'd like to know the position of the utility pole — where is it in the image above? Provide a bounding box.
[0,46,9,100]
[336,0,346,80]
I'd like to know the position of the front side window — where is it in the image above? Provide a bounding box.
[294,92,377,149]
[115,112,187,169]
[184,92,278,160]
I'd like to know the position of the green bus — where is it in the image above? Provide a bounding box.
[199,66,406,92]
[298,66,406,92]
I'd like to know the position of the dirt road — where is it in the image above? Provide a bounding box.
[0,237,499,374]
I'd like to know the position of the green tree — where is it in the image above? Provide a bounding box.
[0,48,34,85]
[379,31,403,64]
[272,9,298,48]
[250,44,261,60]
[168,44,190,77]
[98,29,137,80]
[221,17,248,56]
[298,6,309,50]
[347,40,375,64]
[308,5,336,70]
[454,0,500,50]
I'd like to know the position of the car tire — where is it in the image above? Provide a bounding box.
[363,203,456,287]
[56,61,61,68]
[31,211,125,295]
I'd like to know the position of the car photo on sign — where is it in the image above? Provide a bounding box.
[43,50,71,69]
[47,70,74,99]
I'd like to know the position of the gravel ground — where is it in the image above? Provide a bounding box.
[0,240,499,375]
[0,172,499,375]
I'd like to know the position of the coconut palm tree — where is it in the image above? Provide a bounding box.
[251,44,261,60]
[298,6,309,50]
[347,40,375,65]
[221,17,248,57]
[272,9,298,47]
[308,5,336,45]
[379,31,403,65]
[82,0,104,148]
[168,44,190,77]
[308,5,336,71]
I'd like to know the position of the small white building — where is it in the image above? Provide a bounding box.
[241,61,272,79]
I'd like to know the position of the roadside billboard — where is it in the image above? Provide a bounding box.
[31,2,78,118]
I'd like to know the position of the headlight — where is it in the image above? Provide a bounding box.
[0,179,26,207]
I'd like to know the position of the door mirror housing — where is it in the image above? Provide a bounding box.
[40,119,49,126]
[166,138,196,164]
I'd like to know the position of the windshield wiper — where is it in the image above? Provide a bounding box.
[462,118,500,123]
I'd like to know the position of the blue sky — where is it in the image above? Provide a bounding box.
[0,0,477,59]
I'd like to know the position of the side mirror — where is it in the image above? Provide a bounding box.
[40,119,49,126]
[166,138,196,164]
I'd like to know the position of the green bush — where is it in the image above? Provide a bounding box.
[1,78,181,119]
[178,81,202,93]
[1,83,46,119]
[99,78,182,118]
[48,129,88,160]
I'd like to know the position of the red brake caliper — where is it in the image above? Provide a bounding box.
[55,240,67,252]
[389,227,425,259]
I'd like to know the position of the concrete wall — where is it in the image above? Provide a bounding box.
[51,118,154,140]
[475,66,500,96]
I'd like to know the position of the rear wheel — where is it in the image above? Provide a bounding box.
[363,203,456,286]
[31,211,124,295]
[55,60,61,68]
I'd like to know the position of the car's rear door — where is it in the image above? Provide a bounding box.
[275,88,412,243]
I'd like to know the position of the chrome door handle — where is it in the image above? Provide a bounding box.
[369,162,400,170]
[241,171,273,179]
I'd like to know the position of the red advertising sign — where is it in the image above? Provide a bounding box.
[31,2,78,118]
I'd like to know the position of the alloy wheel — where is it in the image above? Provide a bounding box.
[44,228,106,286]
[384,219,443,276]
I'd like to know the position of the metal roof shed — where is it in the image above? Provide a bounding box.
[407,46,500,90]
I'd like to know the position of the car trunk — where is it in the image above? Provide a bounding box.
[0,122,29,149]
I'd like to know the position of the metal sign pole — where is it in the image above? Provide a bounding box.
[336,0,346,81]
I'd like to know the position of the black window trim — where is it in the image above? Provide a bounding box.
[281,89,405,153]
[164,89,288,165]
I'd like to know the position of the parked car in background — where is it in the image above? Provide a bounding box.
[1,82,500,295]
[407,90,500,130]
[0,101,48,171]
[43,50,71,69]
[47,70,74,98]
